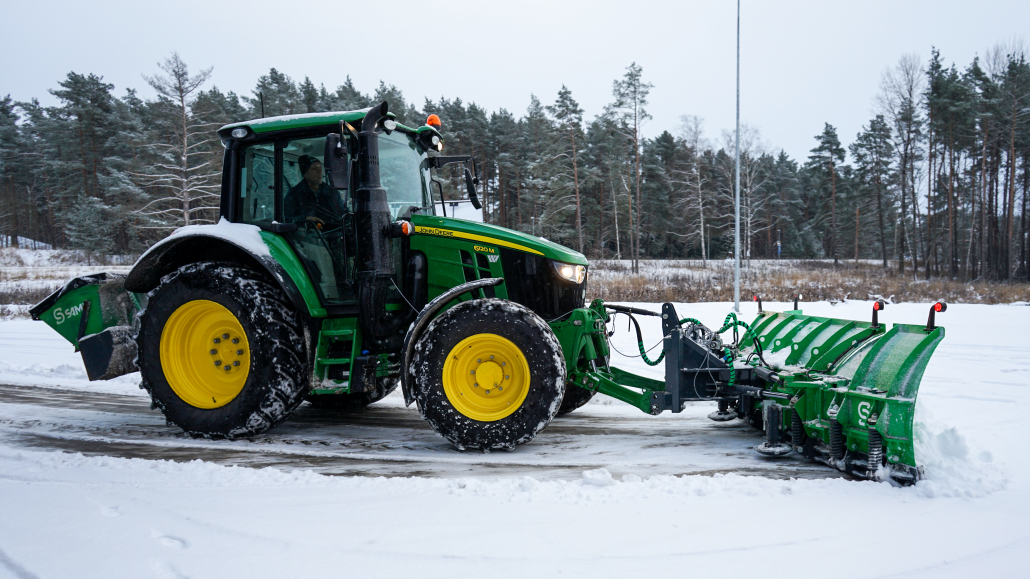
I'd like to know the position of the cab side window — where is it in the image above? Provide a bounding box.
[281,136,354,303]
[238,143,275,226]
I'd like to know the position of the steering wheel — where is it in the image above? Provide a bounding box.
[300,218,342,236]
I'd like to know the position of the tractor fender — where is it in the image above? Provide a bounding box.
[124,232,308,316]
[400,277,504,407]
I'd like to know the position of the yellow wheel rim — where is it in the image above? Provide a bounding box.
[159,300,251,409]
[442,333,531,422]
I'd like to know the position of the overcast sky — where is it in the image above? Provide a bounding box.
[2,0,1027,162]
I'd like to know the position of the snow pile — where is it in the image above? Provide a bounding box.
[913,408,1007,499]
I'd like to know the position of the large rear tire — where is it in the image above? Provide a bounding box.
[136,262,309,438]
[411,299,565,451]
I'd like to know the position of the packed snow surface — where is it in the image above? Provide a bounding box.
[0,300,1027,577]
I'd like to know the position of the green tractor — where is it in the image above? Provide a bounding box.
[31,102,947,483]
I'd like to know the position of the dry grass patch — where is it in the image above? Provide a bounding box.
[588,260,1030,305]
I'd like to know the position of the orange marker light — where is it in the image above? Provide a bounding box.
[426,114,442,128]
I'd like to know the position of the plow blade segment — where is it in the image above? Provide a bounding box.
[829,323,945,473]
[745,311,876,371]
[745,310,944,482]
[29,273,145,381]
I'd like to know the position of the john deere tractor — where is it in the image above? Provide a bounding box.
[31,103,947,483]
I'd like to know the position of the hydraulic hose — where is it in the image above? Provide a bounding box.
[623,313,665,366]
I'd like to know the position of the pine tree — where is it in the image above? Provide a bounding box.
[335,77,369,111]
[546,85,585,252]
[248,68,300,117]
[607,63,653,272]
[808,123,846,264]
[850,115,895,268]
[0,95,25,246]
[64,194,113,264]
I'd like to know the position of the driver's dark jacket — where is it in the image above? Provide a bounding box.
[284,181,345,223]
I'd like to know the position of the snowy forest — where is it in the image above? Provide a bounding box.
[1,46,1029,282]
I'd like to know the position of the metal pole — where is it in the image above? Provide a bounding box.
[733,0,741,312]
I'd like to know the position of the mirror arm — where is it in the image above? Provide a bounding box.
[431,178,446,217]
[427,155,474,169]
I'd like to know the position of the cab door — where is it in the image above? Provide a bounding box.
[238,135,356,304]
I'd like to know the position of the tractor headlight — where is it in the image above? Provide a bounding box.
[551,260,587,284]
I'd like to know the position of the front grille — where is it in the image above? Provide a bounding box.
[499,249,586,321]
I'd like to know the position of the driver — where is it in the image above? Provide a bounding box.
[284,155,345,227]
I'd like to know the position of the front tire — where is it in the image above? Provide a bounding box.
[136,262,309,438]
[411,299,565,451]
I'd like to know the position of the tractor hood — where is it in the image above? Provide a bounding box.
[410,214,587,265]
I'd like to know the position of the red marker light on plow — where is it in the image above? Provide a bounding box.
[926,301,947,331]
[871,299,886,328]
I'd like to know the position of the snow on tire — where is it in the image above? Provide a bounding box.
[411,298,565,451]
[135,262,309,438]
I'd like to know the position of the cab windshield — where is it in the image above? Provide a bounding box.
[378,130,432,219]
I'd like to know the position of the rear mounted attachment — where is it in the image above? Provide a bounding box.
[926,301,947,332]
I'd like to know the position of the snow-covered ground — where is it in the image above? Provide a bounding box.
[0,300,1027,578]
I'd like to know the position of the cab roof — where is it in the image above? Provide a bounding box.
[219,110,372,135]
[217,109,438,146]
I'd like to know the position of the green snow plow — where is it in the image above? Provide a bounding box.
[29,102,944,485]
[554,297,946,484]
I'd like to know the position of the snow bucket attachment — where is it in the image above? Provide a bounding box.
[29,273,146,381]
[563,299,946,485]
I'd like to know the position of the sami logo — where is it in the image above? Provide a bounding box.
[53,302,85,326]
[473,245,496,254]
[856,401,872,426]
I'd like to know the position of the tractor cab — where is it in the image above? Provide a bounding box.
[227,116,438,304]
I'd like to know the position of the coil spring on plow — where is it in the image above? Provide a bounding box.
[867,428,883,479]
[829,420,844,460]
[791,408,805,448]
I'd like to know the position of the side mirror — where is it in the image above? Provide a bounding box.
[324,132,349,190]
[464,167,482,210]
